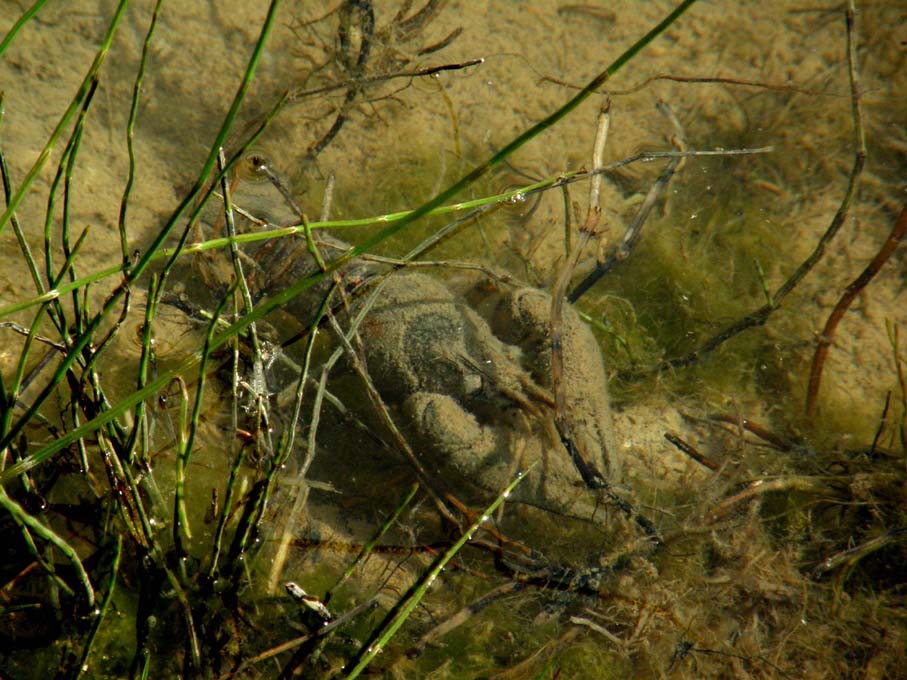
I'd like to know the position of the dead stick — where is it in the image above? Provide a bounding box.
[543,72,842,99]
[707,413,796,452]
[664,432,719,471]
[805,195,907,419]
[708,476,835,522]
[569,99,685,303]
[549,103,609,478]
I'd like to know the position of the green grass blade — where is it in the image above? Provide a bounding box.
[173,283,233,553]
[342,467,533,679]
[125,1,283,284]
[0,0,130,238]
[0,0,49,57]
[0,485,95,607]
[0,96,44,297]
[74,535,123,679]
[0,0,282,456]
[118,0,165,267]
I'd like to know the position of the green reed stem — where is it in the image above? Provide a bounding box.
[0,485,95,607]
[0,0,129,239]
[219,147,264,365]
[173,377,192,557]
[206,430,246,579]
[106,0,165,466]
[342,468,532,680]
[280,288,330,463]
[2,495,71,600]
[4,224,90,451]
[75,535,123,679]
[206,293,247,580]
[174,285,232,555]
[121,277,160,464]
[99,432,154,549]
[0,97,43,299]
[0,0,49,57]
[40,76,99,338]
[63,89,97,337]
[119,0,165,267]
[0,0,282,457]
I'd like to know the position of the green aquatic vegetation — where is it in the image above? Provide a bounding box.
[344,468,532,679]
[584,189,807,402]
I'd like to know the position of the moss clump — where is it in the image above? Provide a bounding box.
[579,153,811,407]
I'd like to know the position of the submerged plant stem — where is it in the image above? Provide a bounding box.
[342,467,532,679]
[0,485,95,607]
[0,0,283,459]
[0,0,130,239]
[805,195,907,419]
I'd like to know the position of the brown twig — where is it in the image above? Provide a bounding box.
[869,392,892,457]
[707,475,836,522]
[706,413,796,452]
[216,598,379,679]
[407,581,526,657]
[664,432,720,471]
[569,99,685,303]
[805,195,907,419]
[812,527,907,578]
[286,58,483,103]
[888,323,907,453]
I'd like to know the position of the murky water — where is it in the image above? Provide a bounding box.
[1,1,905,678]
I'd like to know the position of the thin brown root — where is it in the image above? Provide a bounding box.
[805,194,907,419]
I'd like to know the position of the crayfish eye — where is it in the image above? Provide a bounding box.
[238,154,272,182]
[462,372,484,396]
